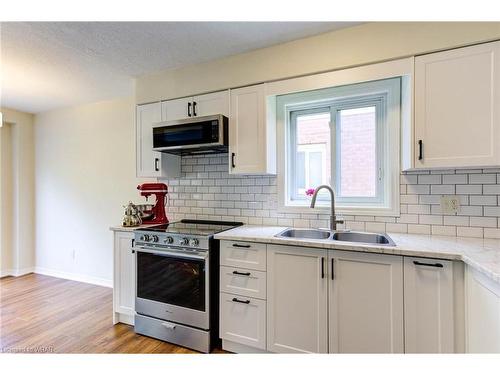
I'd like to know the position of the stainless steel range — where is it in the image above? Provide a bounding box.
[132,219,242,353]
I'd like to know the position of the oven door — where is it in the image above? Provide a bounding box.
[135,246,210,329]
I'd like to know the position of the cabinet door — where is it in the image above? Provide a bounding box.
[162,96,193,121]
[220,292,266,350]
[466,267,500,353]
[194,91,229,117]
[329,250,404,353]
[415,41,500,168]
[230,84,274,174]
[113,231,135,323]
[136,102,162,177]
[267,244,328,353]
[404,257,454,353]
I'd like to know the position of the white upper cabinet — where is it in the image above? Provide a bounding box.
[328,250,404,353]
[136,102,180,178]
[404,257,456,353]
[267,244,328,353]
[229,84,276,175]
[414,41,500,169]
[194,91,229,117]
[162,97,192,121]
[161,91,229,121]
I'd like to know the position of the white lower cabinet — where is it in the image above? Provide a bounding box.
[219,241,470,354]
[466,266,500,353]
[329,250,404,353]
[113,230,135,325]
[404,257,458,353]
[220,292,266,350]
[267,245,328,353]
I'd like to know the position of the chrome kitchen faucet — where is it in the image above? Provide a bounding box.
[310,185,344,230]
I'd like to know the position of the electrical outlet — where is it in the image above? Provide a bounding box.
[440,195,460,215]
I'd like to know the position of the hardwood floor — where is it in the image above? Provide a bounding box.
[0,273,224,354]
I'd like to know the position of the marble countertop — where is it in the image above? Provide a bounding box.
[214,225,500,284]
[109,224,156,232]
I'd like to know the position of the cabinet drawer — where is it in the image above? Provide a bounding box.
[220,292,266,350]
[220,266,266,299]
[220,240,266,271]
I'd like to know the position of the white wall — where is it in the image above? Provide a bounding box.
[34,97,151,286]
[1,122,14,275]
[0,107,35,277]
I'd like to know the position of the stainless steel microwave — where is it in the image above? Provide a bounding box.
[152,114,228,155]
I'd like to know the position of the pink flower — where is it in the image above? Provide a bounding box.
[305,188,315,197]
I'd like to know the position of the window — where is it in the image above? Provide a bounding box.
[277,78,401,215]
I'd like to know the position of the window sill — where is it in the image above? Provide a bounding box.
[279,203,400,217]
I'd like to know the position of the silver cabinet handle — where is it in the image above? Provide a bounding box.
[161,322,176,330]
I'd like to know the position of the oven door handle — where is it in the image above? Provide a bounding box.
[133,246,208,261]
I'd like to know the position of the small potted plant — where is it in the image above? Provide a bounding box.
[305,188,316,201]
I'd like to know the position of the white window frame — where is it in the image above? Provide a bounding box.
[294,143,328,197]
[276,78,401,217]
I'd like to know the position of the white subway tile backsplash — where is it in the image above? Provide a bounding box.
[470,216,497,228]
[408,224,431,235]
[431,225,457,236]
[442,174,467,184]
[484,206,500,217]
[443,215,470,226]
[469,173,497,184]
[164,155,500,239]
[431,185,455,194]
[418,175,441,184]
[483,185,500,194]
[456,184,482,195]
[457,227,484,238]
[469,195,497,206]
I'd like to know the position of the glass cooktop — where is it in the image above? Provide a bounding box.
[140,219,243,236]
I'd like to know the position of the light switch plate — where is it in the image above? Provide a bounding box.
[440,195,460,215]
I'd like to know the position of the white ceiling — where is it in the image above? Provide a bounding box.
[0,22,361,114]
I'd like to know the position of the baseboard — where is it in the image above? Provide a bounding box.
[34,267,112,288]
[1,267,35,278]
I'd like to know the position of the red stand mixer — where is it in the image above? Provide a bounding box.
[137,183,169,224]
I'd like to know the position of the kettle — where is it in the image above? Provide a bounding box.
[122,201,142,227]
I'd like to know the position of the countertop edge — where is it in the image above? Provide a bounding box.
[214,226,500,284]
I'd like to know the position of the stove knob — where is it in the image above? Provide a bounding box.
[140,235,145,241]
[152,235,159,243]
[164,236,174,244]
[179,237,189,246]
[143,234,150,242]
[190,238,199,247]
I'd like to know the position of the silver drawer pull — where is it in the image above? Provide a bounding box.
[232,270,251,276]
[161,322,176,330]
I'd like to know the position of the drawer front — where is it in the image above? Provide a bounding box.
[220,292,266,350]
[220,266,267,299]
[135,314,210,353]
[220,240,266,271]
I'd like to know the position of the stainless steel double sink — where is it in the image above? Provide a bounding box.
[276,228,395,246]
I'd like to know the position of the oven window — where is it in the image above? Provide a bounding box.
[137,252,206,311]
